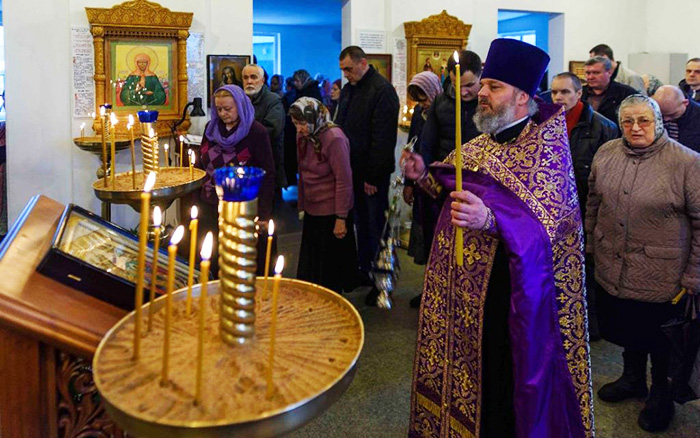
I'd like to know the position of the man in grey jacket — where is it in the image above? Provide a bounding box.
[243,64,287,190]
[590,43,646,94]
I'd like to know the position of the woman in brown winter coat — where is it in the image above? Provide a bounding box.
[587,94,700,433]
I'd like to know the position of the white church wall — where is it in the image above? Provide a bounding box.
[5,0,252,228]
[5,0,698,230]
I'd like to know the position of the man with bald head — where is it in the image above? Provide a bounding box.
[652,85,700,152]
[242,64,286,189]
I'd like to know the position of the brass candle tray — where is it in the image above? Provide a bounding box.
[93,278,364,438]
[74,135,131,156]
[92,168,206,211]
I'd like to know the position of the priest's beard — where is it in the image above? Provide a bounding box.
[473,94,518,134]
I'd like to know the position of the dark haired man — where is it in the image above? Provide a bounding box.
[582,56,637,127]
[335,45,400,304]
[590,43,646,94]
[679,58,700,102]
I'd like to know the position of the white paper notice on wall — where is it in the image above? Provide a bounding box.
[394,38,407,104]
[187,32,206,107]
[357,29,386,53]
[71,27,95,118]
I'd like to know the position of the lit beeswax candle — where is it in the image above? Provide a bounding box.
[100,106,108,187]
[133,172,157,360]
[128,114,136,189]
[262,219,274,300]
[195,231,213,405]
[266,255,285,398]
[161,225,185,385]
[186,205,199,316]
[147,206,162,332]
[110,112,118,187]
[453,51,464,267]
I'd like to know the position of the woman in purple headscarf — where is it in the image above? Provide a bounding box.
[193,84,275,276]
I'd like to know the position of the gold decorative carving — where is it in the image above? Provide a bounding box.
[87,0,194,136]
[404,10,472,39]
[56,351,128,438]
[403,10,472,87]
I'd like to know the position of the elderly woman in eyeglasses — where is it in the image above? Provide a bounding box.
[586,94,700,432]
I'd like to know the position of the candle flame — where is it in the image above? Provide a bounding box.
[153,206,162,226]
[170,225,185,245]
[180,135,185,142]
[80,122,85,129]
[189,150,195,165]
[128,114,135,125]
[201,232,214,260]
[274,255,285,275]
[91,112,96,119]
[191,205,198,219]
[164,143,169,151]
[110,112,118,126]
[144,172,156,192]
[149,128,155,138]
[99,106,105,116]
[453,51,459,64]
[268,219,275,236]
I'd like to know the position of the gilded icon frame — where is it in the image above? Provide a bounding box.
[403,10,472,88]
[86,0,193,136]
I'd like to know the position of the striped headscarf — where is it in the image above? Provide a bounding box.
[290,97,337,152]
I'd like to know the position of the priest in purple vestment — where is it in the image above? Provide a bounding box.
[402,39,594,438]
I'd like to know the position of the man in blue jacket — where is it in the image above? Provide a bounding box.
[336,45,400,305]
[653,85,700,152]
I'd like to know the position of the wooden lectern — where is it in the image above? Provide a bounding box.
[0,195,127,437]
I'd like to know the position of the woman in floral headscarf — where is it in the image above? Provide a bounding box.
[191,84,275,276]
[289,97,358,293]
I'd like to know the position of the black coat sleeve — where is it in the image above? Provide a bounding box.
[365,84,400,186]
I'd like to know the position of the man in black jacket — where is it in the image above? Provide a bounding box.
[243,64,287,190]
[336,45,400,305]
[552,72,619,340]
[653,85,700,152]
[679,58,700,102]
[581,56,637,128]
[420,50,482,164]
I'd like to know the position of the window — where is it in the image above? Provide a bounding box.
[253,32,280,78]
[498,31,537,47]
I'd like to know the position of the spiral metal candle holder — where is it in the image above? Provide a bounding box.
[138,111,160,175]
[215,166,266,346]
